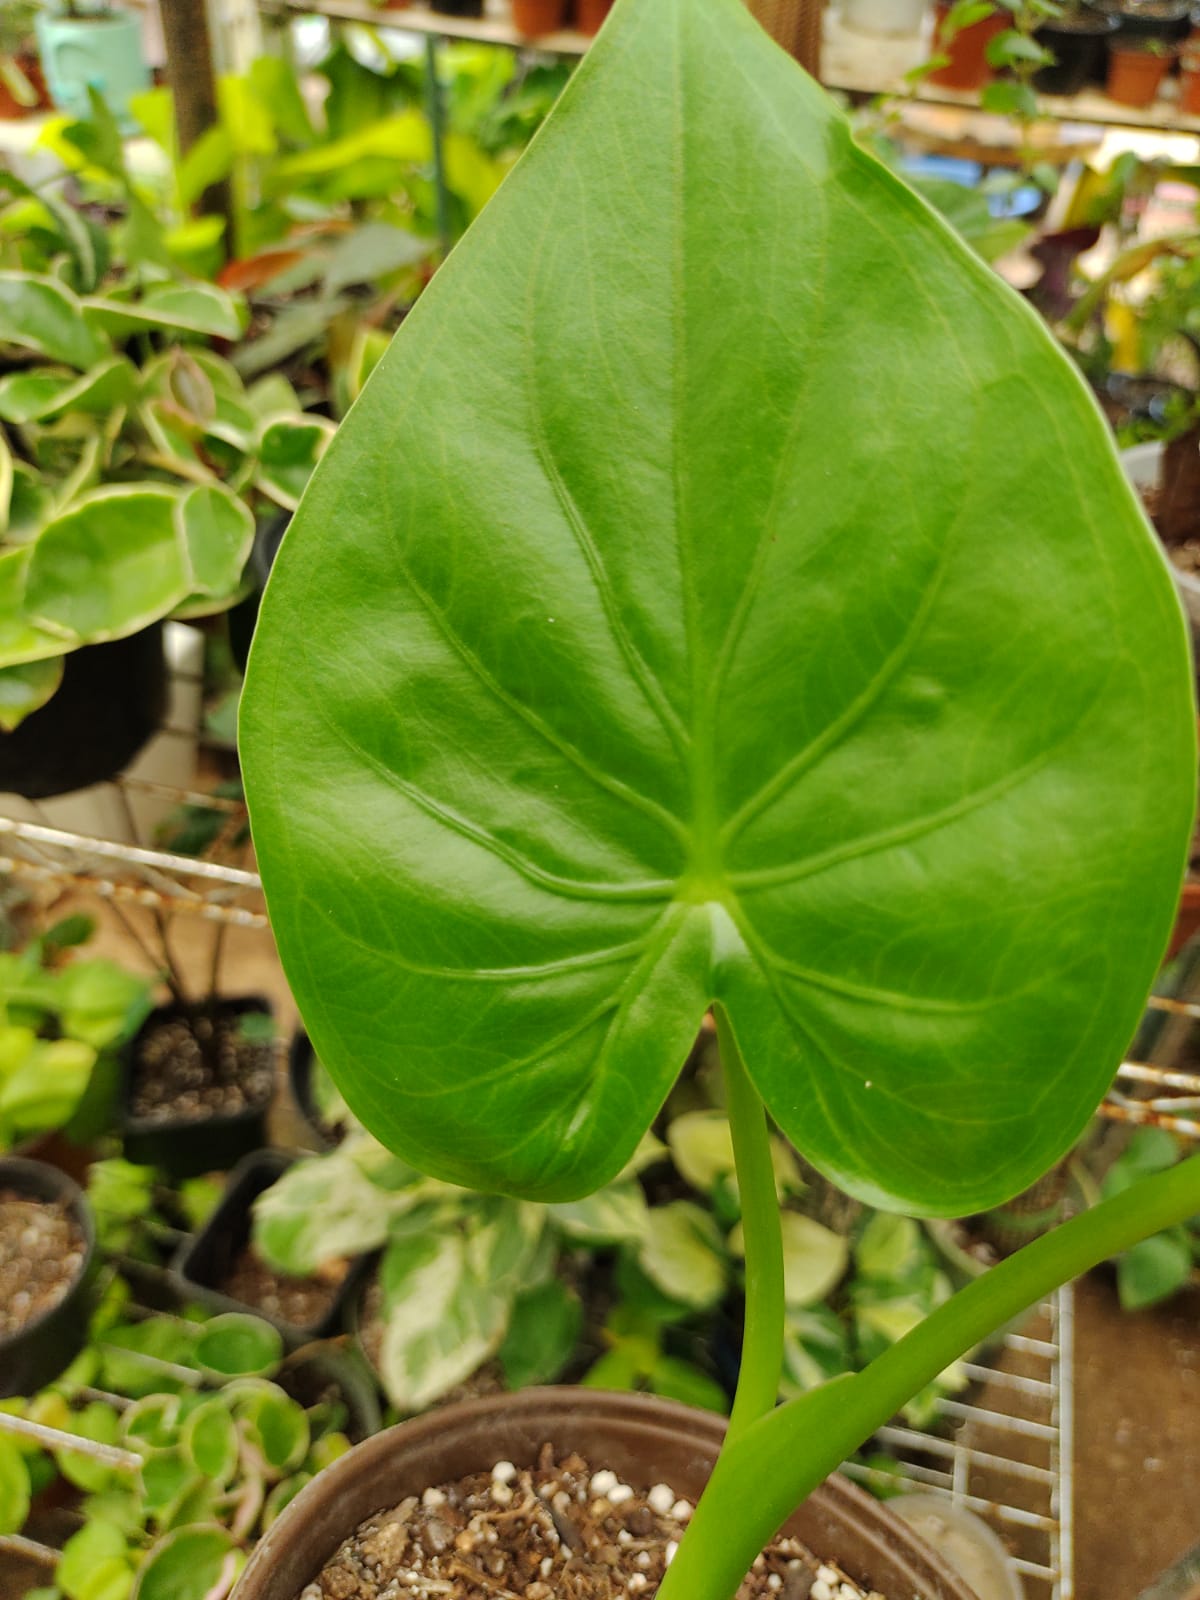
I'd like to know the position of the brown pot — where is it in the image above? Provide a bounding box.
[1106,43,1173,107]
[511,0,566,36]
[1180,58,1200,115]
[1170,879,1200,959]
[929,3,1007,91]
[576,0,614,34]
[0,52,48,119]
[235,1389,976,1600]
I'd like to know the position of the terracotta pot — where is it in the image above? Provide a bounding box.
[0,52,48,118]
[1106,41,1173,105]
[1170,879,1200,958]
[576,0,614,34]
[1180,51,1200,112]
[236,1389,975,1600]
[511,0,565,33]
[929,3,1007,90]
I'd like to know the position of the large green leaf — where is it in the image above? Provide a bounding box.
[241,0,1196,1216]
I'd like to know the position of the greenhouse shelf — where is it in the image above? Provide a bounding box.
[0,1286,1075,1597]
[842,1286,1074,1600]
[259,0,590,55]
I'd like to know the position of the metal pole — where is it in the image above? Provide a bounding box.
[424,33,452,260]
[160,0,235,234]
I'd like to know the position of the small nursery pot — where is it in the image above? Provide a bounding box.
[121,996,276,1181]
[511,0,566,34]
[0,1157,95,1399]
[0,626,166,802]
[430,0,485,15]
[34,7,149,128]
[576,0,614,32]
[1034,8,1120,94]
[173,1150,369,1345]
[1093,0,1192,43]
[278,1342,383,1444]
[929,2,1007,90]
[1105,38,1175,105]
[235,1390,975,1600]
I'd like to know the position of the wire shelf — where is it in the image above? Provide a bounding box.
[842,1286,1073,1600]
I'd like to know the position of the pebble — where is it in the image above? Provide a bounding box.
[647,1484,676,1515]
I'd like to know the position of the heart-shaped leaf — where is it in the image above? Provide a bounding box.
[241,0,1195,1216]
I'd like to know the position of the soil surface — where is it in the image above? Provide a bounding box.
[129,1008,274,1123]
[301,1449,884,1600]
[0,1191,85,1337]
[222,1241,347,1329]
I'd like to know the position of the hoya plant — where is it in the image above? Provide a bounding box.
[0,1281,348,1600]
[0,262,333,730]
[0,917,151,1149]
[241,0,1200,1593]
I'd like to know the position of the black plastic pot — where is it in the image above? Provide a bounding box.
[0,626,166,801]
[1091,0,1192,42]
[121,997,276,1181]
[430,0,485,14]
[288,1029,340,1151]
[0,1157,95,1398]
[278,1342,383,1443]
[1034,7,1120,92]
[172,1149,370,1346]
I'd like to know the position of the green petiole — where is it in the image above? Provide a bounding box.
[716,1006,785,1446]
[658,1149,1200,1600]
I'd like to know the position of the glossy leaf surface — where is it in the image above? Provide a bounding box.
[242,0,1195,1214]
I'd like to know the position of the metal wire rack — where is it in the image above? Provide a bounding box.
[842,1287,1073,1600]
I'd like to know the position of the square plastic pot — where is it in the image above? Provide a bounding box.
[120,996,276,1181]
[172,1149,370,1346]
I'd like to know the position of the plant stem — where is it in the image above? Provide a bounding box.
[716,1006,785,1445]
[657,1150,1200,1600]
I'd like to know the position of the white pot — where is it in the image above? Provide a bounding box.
[889,1495,1023,1600]
[840,0,927,37]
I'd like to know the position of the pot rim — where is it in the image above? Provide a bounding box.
[236,1387,977,1600]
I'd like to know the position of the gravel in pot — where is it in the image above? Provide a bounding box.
[0,1157,95,1398]
[121,997,277,1179]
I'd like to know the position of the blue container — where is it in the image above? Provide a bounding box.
[34,8,149,130]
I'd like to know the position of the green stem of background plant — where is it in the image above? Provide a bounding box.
[657,1149,1200,1600]
[716,1007,784,1445]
